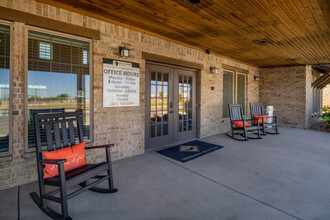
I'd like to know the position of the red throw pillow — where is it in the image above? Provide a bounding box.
[43,141,87,179]
[254,115,267,124]
[233,121,251,128]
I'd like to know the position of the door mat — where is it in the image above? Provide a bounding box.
[156,140,223,163]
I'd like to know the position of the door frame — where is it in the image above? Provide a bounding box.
[145,61,200,151]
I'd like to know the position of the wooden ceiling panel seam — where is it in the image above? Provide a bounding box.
[235,0,321,64]
[175,0,271,61]
[269,0,322,61]
[297,0,330,56]
[316,0,330,30]
[281,0,327,60]
[215,0,316,63]
[222,0,312,63]
[84,0,264,62]
[201,0,304,62]
[303,0,330,48]
[193,0,307,65]
[118,0,285,64]
[32,0,242,62]
[288,0,330,60]
[256,0,319,62]
[44,0,320,64]
[162,0,277,60]
[32,0,330,67]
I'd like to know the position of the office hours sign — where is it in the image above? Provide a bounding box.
[103,59,140,107]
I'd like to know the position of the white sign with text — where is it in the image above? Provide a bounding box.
[103,60,140,107]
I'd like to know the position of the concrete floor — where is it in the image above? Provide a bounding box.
[1,127,330,220]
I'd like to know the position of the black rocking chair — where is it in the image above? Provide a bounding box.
[30,110,118,220]
[250,103,279,135]
[227,104,262,141]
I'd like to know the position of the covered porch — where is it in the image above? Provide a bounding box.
[2,127,330,219]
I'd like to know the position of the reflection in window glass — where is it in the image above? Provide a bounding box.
[223,71,233,118]
[0,24,10,153]
[28,31,90,148]
[237,74,246,114]
[83,50,88,65]
[150,72,168,137]
[178,75,192,133]
[39,42,52,60]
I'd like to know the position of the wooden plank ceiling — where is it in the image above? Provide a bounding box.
[35,0,330,67]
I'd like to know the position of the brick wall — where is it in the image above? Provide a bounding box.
[0,0,259,189]
[323,85,330,107]
[259,65,309,129]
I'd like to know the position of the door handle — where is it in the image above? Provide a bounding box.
[170,102,173,108]
[169,110,174,113]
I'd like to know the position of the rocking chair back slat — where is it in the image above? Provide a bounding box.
[250,103,264,117]
[53,123,61,150]
[68,120,76,146]
[76,112,84,142]
[33,110,84,158]
[45,123,54,151]
[61,122,69,148]
[229,104,243,121]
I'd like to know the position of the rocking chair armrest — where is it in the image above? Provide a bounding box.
[41,159,67,164]
[266,116,278,119]
[85,144,115,150]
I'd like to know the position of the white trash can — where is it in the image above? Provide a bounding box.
[266,106,275,124]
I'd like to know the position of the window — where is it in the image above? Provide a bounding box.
[222,70,246,118]
[0,24,10,154]
[27,30,91,149]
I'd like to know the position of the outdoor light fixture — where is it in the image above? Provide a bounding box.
[210,66,218,74]
[119,46,130,58]
[254,76,260,81]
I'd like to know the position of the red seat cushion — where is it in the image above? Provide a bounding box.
[43,142,87,179]
[254,115,267,124]
[233,121,251,128]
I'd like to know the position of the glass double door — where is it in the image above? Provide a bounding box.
[146,63,196,150]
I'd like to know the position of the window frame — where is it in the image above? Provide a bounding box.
[0,20,13,157]
[222,69,248,119]
[24,26,93,153]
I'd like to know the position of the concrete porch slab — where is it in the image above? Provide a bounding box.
[1,127,329,220]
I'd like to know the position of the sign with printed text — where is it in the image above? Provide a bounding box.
[103,59,140,107]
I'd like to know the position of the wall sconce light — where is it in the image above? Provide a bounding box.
[210,66,218,74]
[119,46,130,58]
[254,76,260,81]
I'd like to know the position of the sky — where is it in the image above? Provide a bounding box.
[28,71,90,99]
